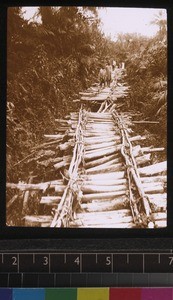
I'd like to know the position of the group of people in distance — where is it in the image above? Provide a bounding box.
[98,59,117,88]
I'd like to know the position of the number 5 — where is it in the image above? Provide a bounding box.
[106,256,111,265]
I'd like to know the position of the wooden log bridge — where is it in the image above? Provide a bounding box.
[7,68,167,229]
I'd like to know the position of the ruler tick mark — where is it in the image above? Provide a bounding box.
[111,254,113,273]
[64,254,67,264]
[96,253,98,264]
[143,254,145,273]
[127,254,129,264]
[17,253,19,273]
[158,253,161,264]
[80,253,82,273]
[48,254,50,273]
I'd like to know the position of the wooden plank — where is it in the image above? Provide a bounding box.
[139,161,167,176]
[80,198,128,212]
[82,183,127,193]
[24,215,52,226]
[86,163,124,174]
[83,171,125,181]
[141,176,166,183]
[84,146,121,160]
[40,196,61,205]
[85,178,127,186]
[70,222,135,228]
[85,153,120,168]
[82,190,126,202]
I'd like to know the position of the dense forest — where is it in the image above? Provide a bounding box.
[7,7,167,183]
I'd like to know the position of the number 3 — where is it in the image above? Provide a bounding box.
[43,256,49,265]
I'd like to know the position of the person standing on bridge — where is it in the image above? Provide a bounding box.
[98,65,106,88]
[112,59,116,71]
[105,61,112,87]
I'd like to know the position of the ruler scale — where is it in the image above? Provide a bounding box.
[0,251,173,287]
[0,252,173,273]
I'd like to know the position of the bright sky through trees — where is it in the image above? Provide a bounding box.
[98,8,166,39]
[22,7,167,39]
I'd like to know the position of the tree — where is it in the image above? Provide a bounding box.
[150,10,167,39]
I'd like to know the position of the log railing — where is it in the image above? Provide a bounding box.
[50,107,86,227]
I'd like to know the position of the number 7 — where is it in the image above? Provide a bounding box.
[169,257,173,265]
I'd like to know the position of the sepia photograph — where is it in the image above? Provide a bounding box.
[6,6,167,228]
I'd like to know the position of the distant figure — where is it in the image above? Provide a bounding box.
[122,62,125,69]
[112,59,116,71]
[98,65,106,88]
[105,61,112,87]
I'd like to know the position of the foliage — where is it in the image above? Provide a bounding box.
[123,21,167,148]
[7,6,118,184]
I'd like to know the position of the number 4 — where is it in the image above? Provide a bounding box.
[74,257,80,265]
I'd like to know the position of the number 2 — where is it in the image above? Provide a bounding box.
[12,256,17,266]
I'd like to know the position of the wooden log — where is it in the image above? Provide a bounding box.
[82,171,125,181]
[24,215,52,227]
[82,190,126,202]
[82,183,127,194]
[143,183,164,194]
[84,132,117,137]
[6,182,49,191]
[56,127,69,132]
[79,92,97,96]
[86,163,124,174]
[40,196,61,205]
[133,121,159,124]
[139,161,167,176]
[80,198,128,213]
[84,136,120,145]
[44,134,64,140]
[53,155,71,164]
[84,146,121,160]
[85,153,120,169]
[85,141,120,151]
[70,222,135,228]
[58,141,74,151]
[149,198,166,212]
[54,158,71,170]
[141,175,166,183]
[147,193,167,202]
[6,195,18,209]
[154,220,167,228]
[86,157,121,170]
[54,185,66,194]
[85,123,115,128]
[87,118,113,123]
[129,135,146,142]
[85,178,127,186]
[81,95,108,101]
[22,175,34,215]
[76,209,132,225]
[153,212,167,221]
[132,145,143,157]
[136,154,151,166]
[87,114,112,119]
[142,147,165,153]
[85,127,116,133]
[55,118,69,123]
